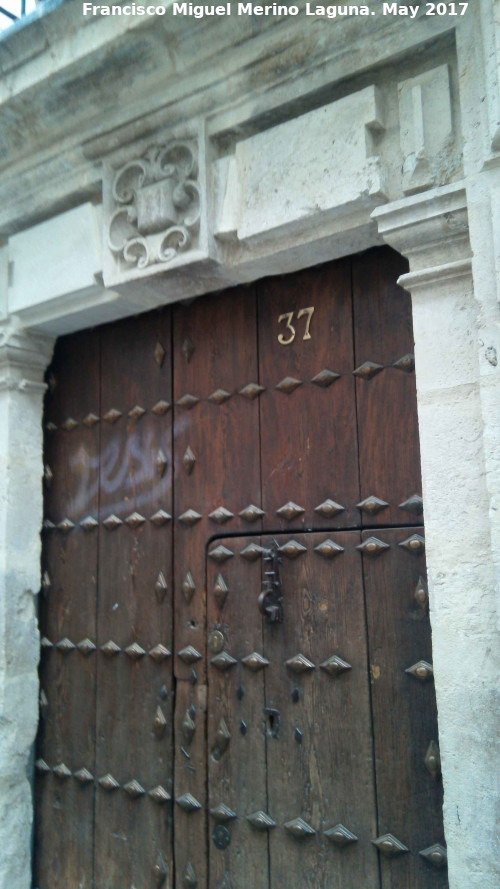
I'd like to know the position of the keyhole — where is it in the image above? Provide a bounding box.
[265,708,280,738]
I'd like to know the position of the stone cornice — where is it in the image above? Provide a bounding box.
[0,326,54,392]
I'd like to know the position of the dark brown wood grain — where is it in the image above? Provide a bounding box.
[362,527,447,889]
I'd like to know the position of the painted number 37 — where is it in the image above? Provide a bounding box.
[278,307,315,345]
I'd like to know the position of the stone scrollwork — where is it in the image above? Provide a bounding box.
[107,141,200,270]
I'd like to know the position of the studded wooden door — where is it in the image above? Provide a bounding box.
[36,248,448,889]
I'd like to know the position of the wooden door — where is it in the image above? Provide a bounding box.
[35,247,447,889]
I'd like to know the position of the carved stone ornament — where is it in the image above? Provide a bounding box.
[107,141,201,274]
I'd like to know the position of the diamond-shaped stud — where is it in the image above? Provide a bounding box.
[149,785,171,803]
[179,509,202,527]
[149,644,171,662]
[177,394,199,409]
[45,421,57,432]
[208,507,234,524]
[181,709,196,746]
[279,540,307,559]
[152,400,170,415]
[275,376,302,394]
[80,515,98,532]
[154,706,167,738]
[314,539,344,558]
[74,768,94,784]
[103,514,123,530]
[62,417,78,432]
[419,843,447,868]
[314,499,345,518]
[414,576,428,607]
[56,638,75,653]
[357,496,389,515]
[209,389,231,404]
[285,654,315,673]
[58,518,75,533]
[182,446,196,474]
[35,759,51,775]
[176,792,202,812]
[247,811,276,830]
[41,570,51,596]
[153,852,168,886]
[150,509,171,526]
[181,571,196,604]
[239,383,265,399]
[41,637,53,650]
[353,361,384,380]
[284,817,316,838]
[424,740,441,778]
[214,574,229,609]
[372,833,409,856]
[44,465,53,487]
[311,369,341,387]
[178,645,202,665]
[39,689,49,716]
[77,638,96,656]
[239,504,265,522]
[211,651,238,671]
[393,353,415,372]
[125,643,146,660]
[276,501,305,521]
[183,862,198,888]
[43,519,55,531]
[214,718,231,756]
[399,494,423,515]
[83,413,100,427]
[324,824,358,846]
[53,763,72,780]
[210,803,237,823]
[242,652,269,671]
[356,537,390,556]
[99,774,120,791]
[320,655,352,676]
[100,640,121,657]
[154,342,166,367]
[240,542,265,561]
[181,336,195,363]
[155,571,168,602]
[399,533,425,554]
[125,512,146,529]
[128,405,146,420]
[103,408,122,424]
[208,545,234,563]
[156,450,168,479]
[405,660,433,681]
[124,780,146,798]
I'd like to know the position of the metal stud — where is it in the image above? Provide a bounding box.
[353,361,384,380]
[150,509,171,526]
[154,342,166,367]
[80,516,98,532]
[77,639,96,656]
[183,446,196,474]
[211,651,238,671]
[292,688,300,703]
[320,655,352,677]
[405,660,433,681]
[414,576,428,607]
[45,421,57,432]
[58,518,75,533]
[311,369,341,387]
[53,763,72,780]
[74,768,94,784]
[154,706,167,738]
[41,570,51,596]
[149,786,171,804]
[190,669,198,685]
[399,533,425,554]
[214,719,231,757]
[208,545,234,564]
[236,686,244,701]
[393,353,415,372]
[125,512,146,529]
[39,689,49,716]
[294,728,303,744]
[285,653,315,674]
[279,540,307,559]
[155,571,168,602]
[208,507,234,524]
[149,644,171,662]
[242,652,269,672]
[357,496,389,515]
[247,811,276,830]
[43,519,55,531]
[183,862,198,888]
[56,638,75,653]
[176,793,202,813]
[181,571,196,604]
[41,636,53,650]
[209,389,231,404]
[129,405,146,420]
[314,499,345,518]
[152,400,170,415]
[103,408,122,424]
[324,824,359,846]
[62,417,78,431]
[239,504,265,522]
[102,514,123,530]
[35,759,51,775]
[419,844,447,868]
[314,539,344,558]
[239,383,265,399]
[356,537,390,556]
[181,336,195,363]
[214,574,229,609]
[179,509,202,526]
[399,494,423,515]
[182,711,196,745]
[125,643,146,660]
[99,774,120,791]
[124,780,146,798]
[208,630,225,654]
[240,543,265,561]
[372,834,409,857]
[275,376,302,394]
[240,720,247,735]
[156,449,168,478]
[176,394,199,409]
[284,818,316,839]
[424,740,441,778]
[178,645,202,665]
[276,501,305,521]
[43,465,53,487]
[153,851,168,886]
[100,640,121,657]
[83,412,100,427]
[210,803,237,823]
